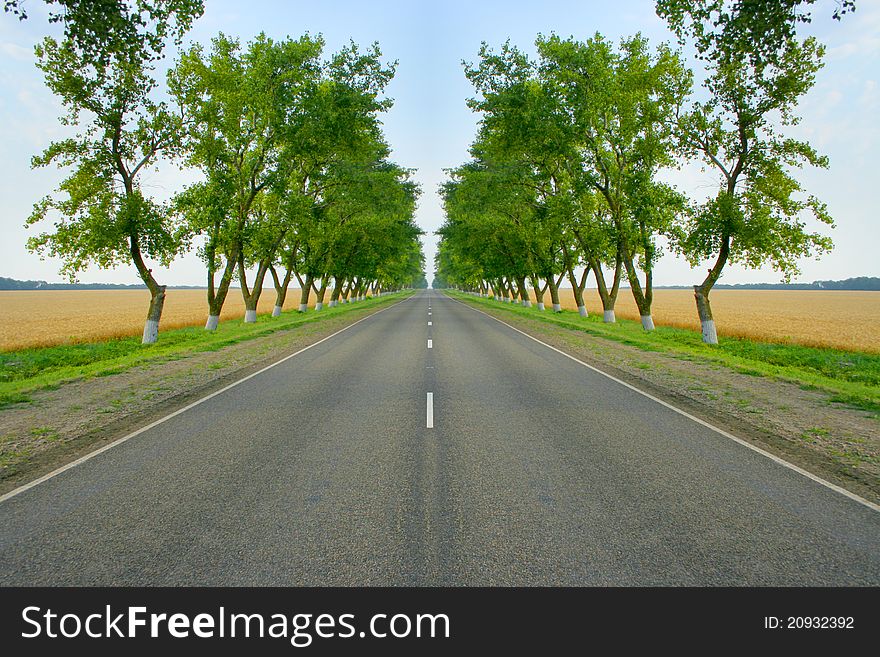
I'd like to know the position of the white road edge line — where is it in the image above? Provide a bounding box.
[449,294,880,513]
[0,294,416,505]
[427,339,433,349]
[428,321,432,326]
[427,392,434,428]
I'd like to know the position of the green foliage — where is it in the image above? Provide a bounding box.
[24,0,202,289]
[169,33,423,305]
[4,1,204,67]
[658,1,834,287]
[441,32,691,310]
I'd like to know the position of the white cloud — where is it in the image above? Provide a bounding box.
[0,40,32,61]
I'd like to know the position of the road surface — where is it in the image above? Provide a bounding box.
[1,290,878,585]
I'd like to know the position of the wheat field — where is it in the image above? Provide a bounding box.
[520,288,880,353]
[0,288,319,351]
[1,288,878,352]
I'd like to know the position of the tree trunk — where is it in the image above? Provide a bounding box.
[329,280,342,307]
[128,229,168,344]
[516,276,531,307]
[694,286,717,344]
[238,255,273,323]
[590,255,621,323]
[622,249,654,331]
[298,273,314,312]
[566,264,590,318]
[693,233,730,345]
[548,273,563,312]
[270,265,292,317]
[314,278,328,310]
[205,247,239,330]
[142,285,166,344]
[530,275,546,310]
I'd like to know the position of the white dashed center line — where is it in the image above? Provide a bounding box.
[426,393,434,428]
[428,321,432,326]
[427,339,433,349]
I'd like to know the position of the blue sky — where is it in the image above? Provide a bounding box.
[1,0,877,285]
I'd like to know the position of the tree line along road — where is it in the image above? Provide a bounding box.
[0,290,877,585]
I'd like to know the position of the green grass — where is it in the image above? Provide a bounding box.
[0,292,411,408]
[448,291,880,415]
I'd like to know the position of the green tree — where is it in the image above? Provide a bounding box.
[539,33,690,329]
[659,1,834,343]
[271,42,397,313]
[169,32,324,328]
[4,1,204,66]
[25,0,203,343]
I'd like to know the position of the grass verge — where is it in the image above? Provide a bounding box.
[0,292,412,409]
[447,291,880,416]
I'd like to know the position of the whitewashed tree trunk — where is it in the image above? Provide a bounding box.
[141,285,166,344]
[244,309,257,323]
[522,299,532,307]
[641,315,655,331]
[205,314,220,330]
[578,305,588,318]
[552,303,561,313]
[142,319,159,344]
[298,303,308,312]
[272,305,282,317]
[537,302,545,311]
[315,302,323,311]
[702,319,718,344]
[603,310,616,323]
[694,286,719,345]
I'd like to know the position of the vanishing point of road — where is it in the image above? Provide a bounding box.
[1,290,877,585]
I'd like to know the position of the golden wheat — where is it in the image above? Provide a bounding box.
[1,288,878,352]
[0,288,319,351]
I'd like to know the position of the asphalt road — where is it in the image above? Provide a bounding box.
[1,290,878,585]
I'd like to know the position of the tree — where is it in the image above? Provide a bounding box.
[461,44,576,309]
[268,42,398,314]
[454,35,689,327]
[4,1,204,66]
[440,159,537,304]
[539,33,690,329]
[25,0,203,343]
[169,32,324,328]
[659,1,834,343]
